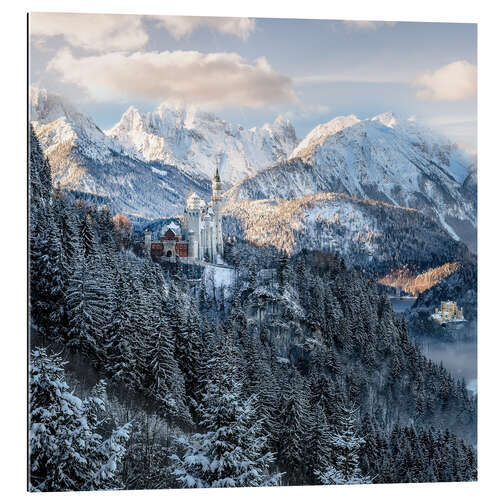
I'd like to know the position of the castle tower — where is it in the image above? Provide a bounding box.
[185,192,202,260]
[144,229,152,256]
[211,166,223,258]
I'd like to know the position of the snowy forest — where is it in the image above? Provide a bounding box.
[28,126,477,492]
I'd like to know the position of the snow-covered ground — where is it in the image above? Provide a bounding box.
[203,264,236,290]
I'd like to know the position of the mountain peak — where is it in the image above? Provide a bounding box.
[114,105,145,129]
[123,104,141,117]
[370,111,401,128]
[105,100,297,185]
[290,114,360,159]
[29,86,111,153]
[29,86,81,125]
[272,114,290,127]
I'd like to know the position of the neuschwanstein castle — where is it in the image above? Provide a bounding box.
[144,168,224,264]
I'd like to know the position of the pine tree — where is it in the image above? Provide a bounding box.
[277,252,289,290]
[198,275,209,311]
[80,214,97,260]
[103,269,141,388]
[276,370,310,485]
[309,369,339,423]
[173,296,203,408]
[82,380,132,490]
[239,330,278,444]
[29,128,64,339]
[248,259,257,289]
[66,255,108,358]
[29,125,52,213]
[29,349,131,492]
[315,403,371,485]
[306,405,334,484]
[145,299,191,424]
[30,207,66,339]
[170,332,282,488]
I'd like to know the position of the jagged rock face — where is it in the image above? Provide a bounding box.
[224,112,477,250]
[29,87,210,219]
[30,86,118,164]
[105,102,298,186]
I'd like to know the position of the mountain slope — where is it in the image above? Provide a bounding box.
[222,192,471,274]
[411,260,477,320]
[105,101,298,185]
[224,113,476,249]
[29,87,210,219]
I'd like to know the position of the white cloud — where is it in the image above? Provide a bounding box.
[30,13,148,52]
[414,60,477,101]
[29,13,256,52]
[424,115,477,154]
[293,72,403,85]
[154,16,256,40]
[342,20,397,31]
[47,49,297,109]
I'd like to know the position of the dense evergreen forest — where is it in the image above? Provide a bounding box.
[28,127,477,491]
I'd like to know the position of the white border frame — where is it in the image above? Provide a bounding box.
[2,1,498,499]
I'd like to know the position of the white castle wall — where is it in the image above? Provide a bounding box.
[183,170,223,264]
[146,169,223,263]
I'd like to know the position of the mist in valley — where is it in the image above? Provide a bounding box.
[418,337,477,393]
[390,298,477,394]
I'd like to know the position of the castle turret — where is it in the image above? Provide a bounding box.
[211,166,223,258]
[212,166,222,202]
[144,229,152,255]
[185,192,202,259]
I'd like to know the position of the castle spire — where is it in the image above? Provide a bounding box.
[214,150,223,183]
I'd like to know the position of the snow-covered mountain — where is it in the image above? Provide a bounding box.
[30,86,118,166]
[290,114,361,158]
[29,87,210,219]
[224,112,476,250]
[105,102,297,186]
[29,88,476,254]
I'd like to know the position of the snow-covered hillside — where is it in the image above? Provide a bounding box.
[222,192,471,273]
[224,112,476,249]
[29,87,210,219]
[105,101,298,185]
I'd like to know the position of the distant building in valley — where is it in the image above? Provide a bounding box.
[430,301,465,324]
[144,167,223,264]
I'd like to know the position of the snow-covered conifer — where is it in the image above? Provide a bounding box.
[171,332,282,488]
[315,403,371,485]
[29,349,131,492]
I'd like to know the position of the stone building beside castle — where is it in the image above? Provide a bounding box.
[144,168,224,263]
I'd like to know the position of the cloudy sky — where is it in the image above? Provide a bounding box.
[29,13,477,152]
